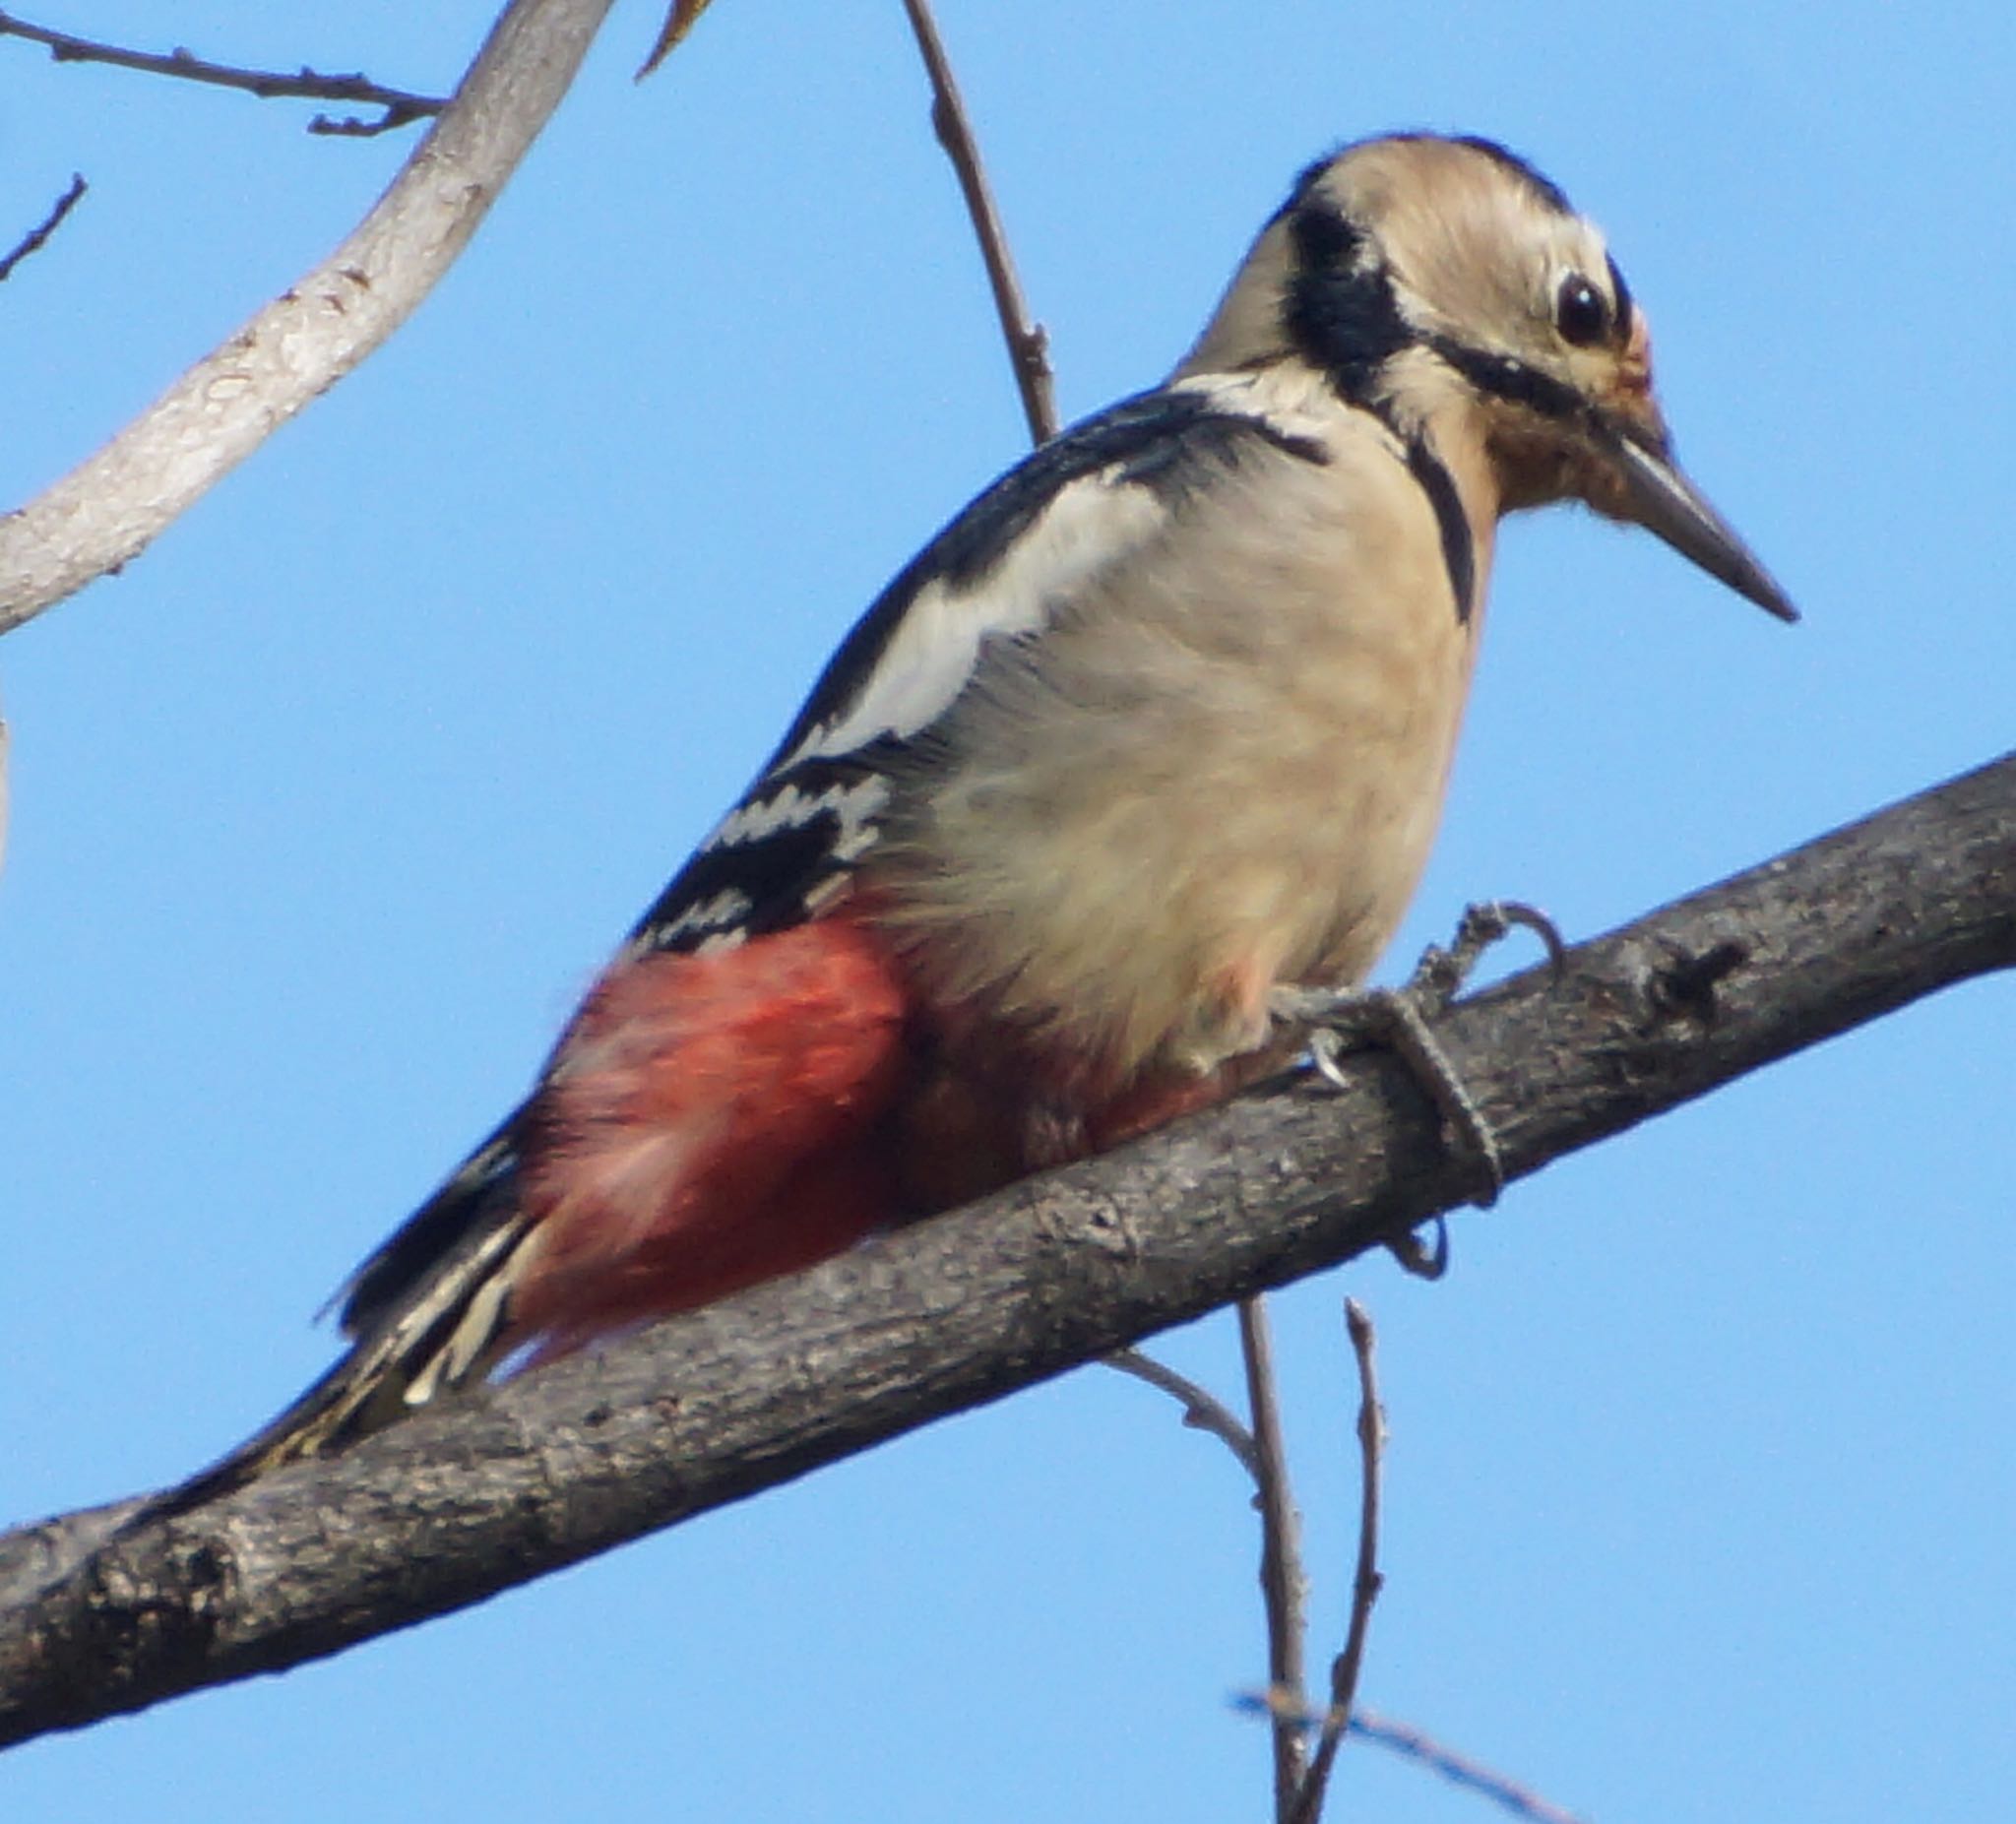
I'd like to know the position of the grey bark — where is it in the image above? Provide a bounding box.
[2,749,2011,1749]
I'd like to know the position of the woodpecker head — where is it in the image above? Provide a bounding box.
[1183,133,1796,621]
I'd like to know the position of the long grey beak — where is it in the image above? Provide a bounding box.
[1608,427,1797,622]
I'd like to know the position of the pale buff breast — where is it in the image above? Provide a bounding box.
[868,420,1489,1084]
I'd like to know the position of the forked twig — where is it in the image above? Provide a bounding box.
[0,11,444,136]
[0,0,618,636]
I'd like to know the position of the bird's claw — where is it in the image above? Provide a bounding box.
[1384,1215,1449,1280]
[1405,898,1566,1013]
[1275,899,1565,1213]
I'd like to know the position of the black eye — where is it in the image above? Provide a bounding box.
[1554,273,1608,347]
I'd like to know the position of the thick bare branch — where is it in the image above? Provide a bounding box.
[0,12,444,134]
[0,0,618,636]
[2,750,2012,1747]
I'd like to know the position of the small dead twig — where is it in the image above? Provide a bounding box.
[896,0,1058,445]
[0,11,444,137]
[1239,1294,1309,1821]
[0,172,85,283]
[1289,1298,1386,1824]
[1238,1696,1591,1824]
[1105,1349,1261,1480]
[1349,1710,1592,1824]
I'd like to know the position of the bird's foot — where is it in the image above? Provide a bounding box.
[1273,901,1566,1248]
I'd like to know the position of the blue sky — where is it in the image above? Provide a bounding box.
[3,3,2012,1820]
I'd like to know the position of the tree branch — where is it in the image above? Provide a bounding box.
[1349,1710,1591,1824]
[2,749,2011,1748]
[1104,1350,1260,1479]
[0,0,618,637]
[1240,1294,1309,1819]
[898,0,1057,445]
[0,172,86,283]
[0,12,445,135]
[1291,1298,1386,1824]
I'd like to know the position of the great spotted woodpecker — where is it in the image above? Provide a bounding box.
[163,132,1792,1508]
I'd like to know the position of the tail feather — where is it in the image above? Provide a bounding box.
[131,1137,538,1528]
[328,1122,520,1337]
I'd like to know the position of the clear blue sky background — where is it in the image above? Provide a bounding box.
[3,4,2012,1820]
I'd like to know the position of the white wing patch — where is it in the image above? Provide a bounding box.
[777,471,1172,771]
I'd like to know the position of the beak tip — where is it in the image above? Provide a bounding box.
[1734,559,1799,624]
[1606,424,1799,628]
[1752,580,1800,625]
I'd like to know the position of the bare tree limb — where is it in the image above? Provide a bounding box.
[0,0,618,637]
[1291,1299,1386,1824]
[0,12,444,135]
[898,0,1058,445]
[0,172,86,283]
[1,750,2012,1748]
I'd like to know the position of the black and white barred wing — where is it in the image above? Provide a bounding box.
[626,380,1332,960]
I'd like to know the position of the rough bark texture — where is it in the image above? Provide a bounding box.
[2,751,2011,1748]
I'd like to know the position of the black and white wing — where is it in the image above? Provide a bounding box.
[624,380,1332,959]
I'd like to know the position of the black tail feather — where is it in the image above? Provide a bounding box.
[127,1136,536,1530]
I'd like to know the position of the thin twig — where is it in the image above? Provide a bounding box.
[1105,1349,1262,1480]
[0,172,85,283]
[0,11,445,137]
[1235,1695,1591,1824]
[1349,1710,1592,1824]
[1290,1299,1386,1824]
[896,0,1058,444]
[1239,1294,1309,1821]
